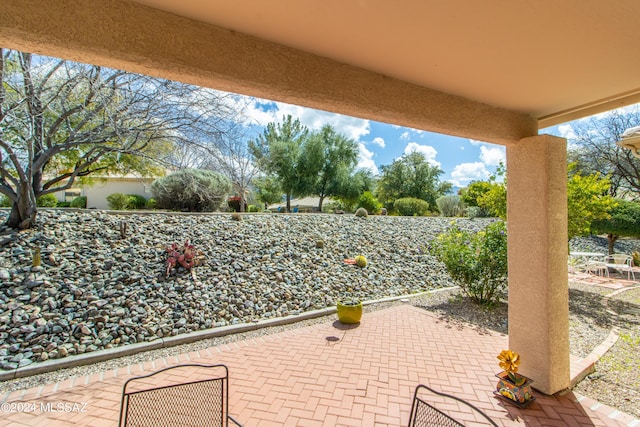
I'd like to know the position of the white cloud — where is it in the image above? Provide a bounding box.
[371,137,385,148]
[449,162,490,187]
[404,142,440,167]
[479,145,505,166]
[469,139,487,146]
[242,98,371,141]
[357,143,379,175]
[400,131,410,141]
[557,124,577,140]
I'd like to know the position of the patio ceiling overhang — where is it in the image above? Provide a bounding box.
[3,0,640,145]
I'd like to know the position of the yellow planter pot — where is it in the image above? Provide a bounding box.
[336,301,363,324]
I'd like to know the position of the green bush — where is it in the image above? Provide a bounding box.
[146,198,157,209]
[436,195,464,217]
[357,191,382,215]
[248,204,260,212]
[106,193,130,210]
[127,194,147,210]
[429,220,508,305]
[70,196,87,208]
[57,201,71,208]
[151,169,231,212]
[0,194,11,207]
[393,197,430,216]
[36,193,58,207]
[465,206,483,219]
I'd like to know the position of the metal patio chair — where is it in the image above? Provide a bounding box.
[408,384,498,427]
[605,254,636,280]
[119,363,243,427]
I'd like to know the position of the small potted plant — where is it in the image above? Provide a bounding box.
[494,349,535,407]
[336,293,363,324]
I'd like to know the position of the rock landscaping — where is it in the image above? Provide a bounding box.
[0,209,496,370]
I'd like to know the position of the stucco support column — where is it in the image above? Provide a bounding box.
[506,134,569,395]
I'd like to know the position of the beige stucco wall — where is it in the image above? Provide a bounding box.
[82,179,154,209]
[507,135,569,395]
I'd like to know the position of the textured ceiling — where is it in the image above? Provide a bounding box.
[132,0,640,127]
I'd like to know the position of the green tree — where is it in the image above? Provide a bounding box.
[252,175,283,210]
[376,151,447,211]
[567,166,617,240]
[591,199,640,254]
[477,182,507,219]
[297,125,359,211]
[460,181,492,216]
[334,169,376,212]
[249,115,308,212]
[0,49,240,229]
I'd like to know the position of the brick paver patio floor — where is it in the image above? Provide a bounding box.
[2,304,638,426]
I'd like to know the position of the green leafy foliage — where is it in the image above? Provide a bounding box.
[70,196,87,208]
[249,115,308,211]
[393,197,430,216]
[127,194,147,210]
[0,195,10,207]
[145,198,157,209]
[151,169,231,212]
[376,152,448,211]
[591,199,640,254]
[36,194,58,207]
[106,193,130,210]
[567,166,617,240]
[436,195,464,217]
[356,191,382,214]
[477,182,507,219]
[429,220,508,305]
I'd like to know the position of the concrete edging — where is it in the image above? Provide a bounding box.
[0,287,459,381]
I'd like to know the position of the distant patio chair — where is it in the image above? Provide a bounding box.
[605,254,636,280]
[119,363,243,427]
[408,384,498,427]
[585,259,609,277]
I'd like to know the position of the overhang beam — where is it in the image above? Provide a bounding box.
[0,0,537,145]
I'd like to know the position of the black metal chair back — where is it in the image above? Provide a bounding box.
[119,363,243,427]
[408,384,498,427]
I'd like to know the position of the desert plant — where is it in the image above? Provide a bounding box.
[436,195,464,217]
[165,240,200,276]
[106,193,130,210]
[231,212,242,221]
[429,220,508,305]
[355,207,368,217]
[394,197,430,216]
[151,169,231,212]
[70,196,87,208]
[357,191,382,215]
[127,194,147,210]
[355,255,368,268]
[36,193,58,207]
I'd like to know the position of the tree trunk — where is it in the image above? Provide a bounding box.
[607,233,618,255]
[286,194,291,212]
[6,193,38,229]
[318,195,325,212]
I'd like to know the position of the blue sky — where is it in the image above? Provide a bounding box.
[237,96,508,188]
[235,92,636,189]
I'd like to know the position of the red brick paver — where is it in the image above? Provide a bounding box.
[2,304,638,426]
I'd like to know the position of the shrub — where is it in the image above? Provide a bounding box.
[247,204,260,213]
[429,220,508,305]
[0,194,12,207]
[57,201,71,208]
[151,169,231,212]
[106,193,130,210]
[146,198,157,209]
[465,206,483,219]
[436,195,464,217]
[70,196,87,208]
[394,197,430,216]
[127,194,147,210]
[355,207,368,217]
[356,191,382,215]
[231,212,242,221]
[36,193,58,207]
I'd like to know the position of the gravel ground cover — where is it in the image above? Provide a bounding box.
[0,210,638,417]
